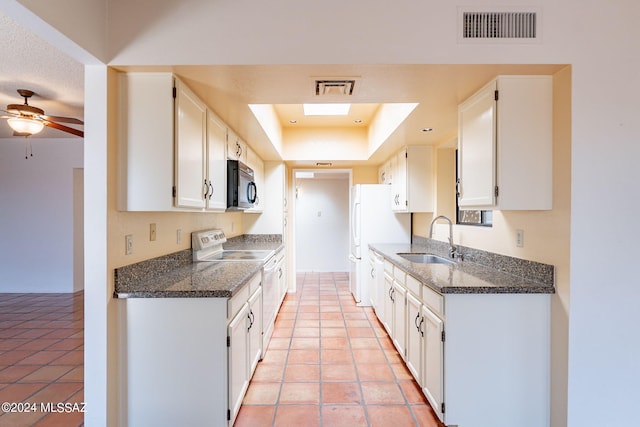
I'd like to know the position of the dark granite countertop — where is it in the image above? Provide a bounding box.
[370,239,555,295]
[114,234,283,299]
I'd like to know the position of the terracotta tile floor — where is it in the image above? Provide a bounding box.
[235,272,444,427]
[0,292,84,427]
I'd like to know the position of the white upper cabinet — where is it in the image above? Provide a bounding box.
[205,110,228,211]
[118,72,176,211]
[457,76,553,210]
[174,78,207,209]
[118,72,211,211]
[382,146,434,213]
[227,130,248,163]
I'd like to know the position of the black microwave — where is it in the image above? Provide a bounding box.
[227,160,257,209]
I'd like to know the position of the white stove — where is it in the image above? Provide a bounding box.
[192,229,273,262]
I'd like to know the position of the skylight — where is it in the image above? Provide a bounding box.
[303,103,351,116]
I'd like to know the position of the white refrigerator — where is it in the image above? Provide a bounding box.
[349,184,411,306]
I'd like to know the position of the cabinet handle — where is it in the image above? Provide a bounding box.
[419,316,425,337]
[456,178,461,199]
[414,312,421,330]
[203,179,209,199]
[208,181,213,199]
[388,287,393,300]
[278,268,283,279]
[370,268,375,279]
[247,310,254,332]
[390,288,395,302]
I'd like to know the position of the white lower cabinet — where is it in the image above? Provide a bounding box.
[229,284,262,426]
[382,271,394,336]
[373,260,551,427]
[122,272,263,427]
[391,280,406,357]
[421,304,444,416]
[227,303,249,423]
[405,292,423,381]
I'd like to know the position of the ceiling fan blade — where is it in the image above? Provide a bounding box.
[13,131,31,137]
[40,115,84,125]
[43,120,84,137]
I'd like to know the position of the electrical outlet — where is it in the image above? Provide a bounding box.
[176,229,182,244]
[125,234,133,255]
[150,223,157,241]
[516,229,524,248]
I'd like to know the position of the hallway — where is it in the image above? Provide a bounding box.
[235,272,443,427]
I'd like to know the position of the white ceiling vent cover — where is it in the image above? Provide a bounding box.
[459,8,540,42]
[315,79,356,96]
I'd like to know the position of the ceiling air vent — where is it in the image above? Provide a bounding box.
[315,79,355,96]
[460,10,539,41]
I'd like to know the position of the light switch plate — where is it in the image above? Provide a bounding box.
[516,229,524,247]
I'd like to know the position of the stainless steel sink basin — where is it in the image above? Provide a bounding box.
[397,253,455,265]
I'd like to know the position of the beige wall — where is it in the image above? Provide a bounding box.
[352,165,378,184]
[283,127,368,160]
[414,66,572,423]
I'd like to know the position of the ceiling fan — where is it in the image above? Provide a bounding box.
[1,89,84,137]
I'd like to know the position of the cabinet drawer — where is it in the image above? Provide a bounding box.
[393,266,406,283]
[248,273,261,296]
[384,260,394,275]
[228,284,250,321]
[405,274,421,298]
[422,285,444,318]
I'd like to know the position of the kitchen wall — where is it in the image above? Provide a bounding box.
[0,137,83,292]
[283,127,368,160]
[14,1,637,425]
[295,176,350,272]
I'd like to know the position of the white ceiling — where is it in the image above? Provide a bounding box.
[0,12,84,139]
[0,10,566,166]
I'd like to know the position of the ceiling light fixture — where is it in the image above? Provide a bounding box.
[7,117,44,135]
[289,119,297,124]
[421,127,434,132]
[303,103,351,116]
[354,119,363,124]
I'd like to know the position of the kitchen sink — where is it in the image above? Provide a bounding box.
[397,253,455,265]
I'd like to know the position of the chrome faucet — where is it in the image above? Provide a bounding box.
[428,215,461,260]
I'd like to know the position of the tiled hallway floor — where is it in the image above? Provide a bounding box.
[235,272,444,427]
[0,292,84,427]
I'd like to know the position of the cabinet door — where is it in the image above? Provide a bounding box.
[405,292,422,382]
[227,131,247,162]
[368,256,377,310]
[228,303,249,424]
[175,79,207,208]
[248,287,263,375]
[382,272,394,336]
[422,305,445,422]
[457,79,497,208]
[392,280,406,358]
[392,148,408,212]
[277,257,287,304]
[205,110,227,211]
